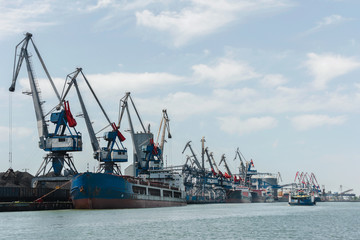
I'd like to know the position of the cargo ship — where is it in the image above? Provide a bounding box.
[71,172,185,209]
[250,189,266,203]
[67,86,185,209]
[226,186,252,203]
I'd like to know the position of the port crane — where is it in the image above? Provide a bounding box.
[59,68,127,174]
[9,33,81,186]
[234,147,247,184]
[209,152,223,177]
[204,147,216,176]
[219,154,232,179]
[117,92,162,176]
[339,188,354,195]
[182,141,202,170]
[182,139,227,202]
[155,109,172,160]
[293,171,321,193]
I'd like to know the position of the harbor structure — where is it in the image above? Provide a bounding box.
[9,33,80,187]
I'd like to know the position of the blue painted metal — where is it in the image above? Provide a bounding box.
[71,172,186,209]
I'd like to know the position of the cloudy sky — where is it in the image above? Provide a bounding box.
[0,0,359,194]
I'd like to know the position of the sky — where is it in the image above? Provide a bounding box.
[0,0,359,195]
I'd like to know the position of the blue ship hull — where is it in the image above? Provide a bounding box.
[288,195,316,206]
[71,172,186,209]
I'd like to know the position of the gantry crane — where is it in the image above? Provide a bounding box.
[9,33,81,186]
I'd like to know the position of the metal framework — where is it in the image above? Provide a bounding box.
[9,33,80,186]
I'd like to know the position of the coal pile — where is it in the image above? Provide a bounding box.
[0,168,33,188]
[0,169,71,202]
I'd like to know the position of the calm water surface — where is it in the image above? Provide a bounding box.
[0,202,359,239]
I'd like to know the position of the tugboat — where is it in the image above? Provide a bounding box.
[288,171,319,206]
[288,188,316,206]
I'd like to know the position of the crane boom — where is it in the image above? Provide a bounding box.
[68,69,100,153]
[182,141,202,169]
[25,50,49,141]
[204,147,214,170]
[209,152,220,173]
[10,33,49,142]
[156,109,171,156]
[219,154,232,177]
[234,148,247,181]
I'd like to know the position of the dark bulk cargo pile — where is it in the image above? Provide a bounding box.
[0,168,70,202]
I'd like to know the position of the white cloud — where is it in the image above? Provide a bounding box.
[291,114,347,131]
[85,0,159,12]
[213,88,258,100]
[0,126,33,142]
[218,116,277,135]
[136,92,222,121]
[136,8,234,47]
[13,71,184,117]
[83,0,160,30]
[136,0,291,46]
[0,126,8,142]
[308,14,350,33]
[0,1,56,39]
[134,80,360,124]
[260,74,288,88]
[18,77,65,100]
[85,0,115,12]
[192,58,261,86]
[86,71,184,97]
[304,53,360,90]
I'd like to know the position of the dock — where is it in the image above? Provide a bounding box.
[0,201,73,212]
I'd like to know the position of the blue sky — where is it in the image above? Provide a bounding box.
[0,0,359,194]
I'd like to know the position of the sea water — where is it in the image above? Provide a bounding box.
[0,202,359,239]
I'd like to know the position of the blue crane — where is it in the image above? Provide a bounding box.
[117,92,163,176]
[9,33,81,185]
[60,68,128,174]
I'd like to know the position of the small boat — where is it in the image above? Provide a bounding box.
[288,189,316,206]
